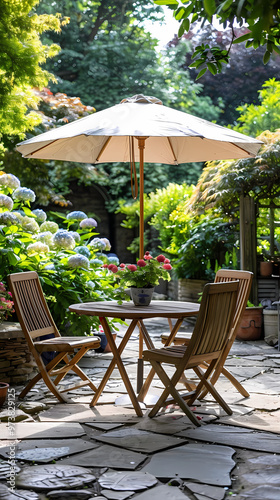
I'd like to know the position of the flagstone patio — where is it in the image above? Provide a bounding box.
[0,317,280,499]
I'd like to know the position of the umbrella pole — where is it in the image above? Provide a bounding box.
[137,137,147,393]
[137,137,147,260]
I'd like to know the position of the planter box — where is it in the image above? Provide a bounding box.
[236,307,263,341]
[178,279,209,303]
[263,309,278,346]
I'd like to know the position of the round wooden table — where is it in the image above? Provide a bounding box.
[69,300,200,416]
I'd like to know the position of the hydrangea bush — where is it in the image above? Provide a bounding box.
[0,172,117,333]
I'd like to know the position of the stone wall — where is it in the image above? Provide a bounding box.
[0,323,37,385]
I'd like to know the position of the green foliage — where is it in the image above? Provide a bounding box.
[169,211,239,280]
[235,79,280,136]
[171,26,280,125]
[2,89,96,206]
[0,0,65,152]
[156,0,280,76]
[118,183,194,254]
[118,182,238,279]
[189,129,280,212]
[0,172,118,334]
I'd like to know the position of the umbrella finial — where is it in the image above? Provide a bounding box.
[120,94,162,105]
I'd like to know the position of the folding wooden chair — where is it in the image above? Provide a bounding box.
[161,269,253,398]
[142,281,239,426]
[8,271,101,403]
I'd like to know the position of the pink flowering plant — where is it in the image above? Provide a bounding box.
[105,252,172,299]
[0,282,14,321]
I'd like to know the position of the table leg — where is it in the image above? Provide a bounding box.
[137,317,184,402]
[90,318,143,417]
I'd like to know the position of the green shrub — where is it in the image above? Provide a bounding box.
[0,172,118,334]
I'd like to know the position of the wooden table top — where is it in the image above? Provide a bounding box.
[69,300,200,320]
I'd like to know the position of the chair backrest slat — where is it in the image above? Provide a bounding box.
[187,281,238,358]
[214,269,253,335]
[8,272,58,343]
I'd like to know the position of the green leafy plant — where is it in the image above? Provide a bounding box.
[0,172,118,334]
[106,252,172,302]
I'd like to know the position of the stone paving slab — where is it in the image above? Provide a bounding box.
[59,444,147,470]
[177,423,280,453]
[0,422,85,439]
[133,484,191,499]
[239,485,280,499]
[93,427,188,454]
[238,394,280,411]
[39,404,142,423]
[0,438,98,463]
[241,373,280,394]
[218,410,280,433]
[141,443,235,486]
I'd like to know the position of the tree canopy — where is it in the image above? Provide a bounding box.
[156,0,280,77]
[0,0,65,154]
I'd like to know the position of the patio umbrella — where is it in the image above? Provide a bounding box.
[17,94,262,258]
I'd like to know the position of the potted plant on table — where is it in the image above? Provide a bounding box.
[106,252,172,306]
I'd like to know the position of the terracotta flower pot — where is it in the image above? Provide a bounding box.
[0,382,9,408]
[236,307,263,340]
[260,261,273,277]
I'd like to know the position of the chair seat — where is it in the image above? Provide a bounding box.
[34,336,101,353]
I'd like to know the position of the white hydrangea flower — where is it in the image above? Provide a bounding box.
[100,238,111,251]
[89,237,106,250]
[0,174,20,190]
[40,221,59,234]
[12,187,36,203]
[0,194,13,211]
[107,255,120,266]
[53,230,76,250]
[21,217,40,233]
[33,209,47,223]
[79,218,97,229]
[36,231,53,247]
[68,231,81,243]
[27,242,50,255]
[68,254,90,269]
[0,212,19,225]
[66,211,87,221]
[74,245,91,258]
[87,280,95,289]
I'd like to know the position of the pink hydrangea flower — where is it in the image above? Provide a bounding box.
[163,263,172,270]
[156,254,166,263]
[127,264,137,272]
[144,254,153,260]
[137,259,146,267]
[109,264,118,273]
[164,258,170,263]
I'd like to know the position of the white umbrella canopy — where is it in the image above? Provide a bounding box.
[17,94,262,257]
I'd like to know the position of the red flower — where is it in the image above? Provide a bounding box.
[145,251,150,255]
[108,264,114,270]
[163,263,172,270]
[109,264,118,273]
[120,263,126,268]
[137,259,146,267]
[127,264,137,272]
[164,258,170,263]
[156,254,166,262]
[102,264,108,268]
[144,254,153,260]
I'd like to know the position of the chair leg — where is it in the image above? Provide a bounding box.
[70,362,98,392]
[191,366,233,415]
[147,361,201,426]
[36,355,72,403]
[19,351,67,400]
